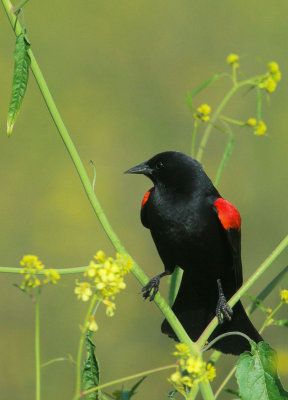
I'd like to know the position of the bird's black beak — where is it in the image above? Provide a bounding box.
[124,161,152,176]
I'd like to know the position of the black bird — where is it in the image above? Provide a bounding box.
[126,151,262,355]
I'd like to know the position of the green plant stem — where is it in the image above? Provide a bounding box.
[13,0,29,13]
[196,80,249,163]
[74,294,98,400]
[79,364,176,398]
[259,302,283,333]
[35,288,41,400]
[41,357,69,368]
[214,366,236,399]
[197,234,288,348]
[214,133,234,188]
[0,266,88,274]
[191,120,199,158]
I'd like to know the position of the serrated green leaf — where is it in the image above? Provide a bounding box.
[82,335,100,400]
[273,319,288,327]
[112,377,146,399]
[236,341,288,400]
[7,33,31,136]
[247,266,288,315]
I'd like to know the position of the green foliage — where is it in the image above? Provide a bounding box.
[273,319,288,327]
[111,377,146,399]
[236,341,288,400]
[247,265,288,315]
[7,32,30,136]
[82,334,100,400]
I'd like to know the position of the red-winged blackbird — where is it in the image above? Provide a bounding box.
[126,151,262,355]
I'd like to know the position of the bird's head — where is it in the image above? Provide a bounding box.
[125,151,205,191]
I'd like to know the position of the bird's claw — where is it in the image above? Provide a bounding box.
[216,295,233,324]
[141,276,160,301]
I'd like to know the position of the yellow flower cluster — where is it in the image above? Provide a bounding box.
[258,62,281,93]
[280,289,288,304]
[194,104,211,122]
[247,118,267,136]
[226,53,240,68]
[169,343,216,393]
[20,255,60,291]
[75,251,132,316]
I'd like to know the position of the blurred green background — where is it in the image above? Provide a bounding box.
[0,0,288,399]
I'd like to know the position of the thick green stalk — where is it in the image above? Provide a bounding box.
[35,289,41,400]
[197,234,288,348]
[80,364,176,398]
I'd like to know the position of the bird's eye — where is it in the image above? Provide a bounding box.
[156,161,164,169]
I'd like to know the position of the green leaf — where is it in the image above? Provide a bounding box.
[236,341,288,400]
[246,294,267,313]
[112,377,146,399]
[273,319,288,327]
[190,73,225,97]
[82,335,100,400]
[247,265,288,315]
[7,33,31,136]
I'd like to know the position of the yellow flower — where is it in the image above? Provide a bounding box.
[185,355,203,374]
[19,255,45,291]
[254,120,267,136]
[268,62,279,73]
[20,255,45,272]
[258,62,281,93]
[88,315,98,332]
[74,281,93,301]
[265,77,277,93]
[95,250,106,263]
[204,363,216,382]
[173,343,190,357]
[168,343,216,393]
[281,289,288,304]
[194,104,211,122]
[226,53,239,66]
[44,269,60,284]
[247,118,257,127]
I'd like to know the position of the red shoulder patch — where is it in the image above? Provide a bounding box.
[214,198,241,231]
[141,188,153,209]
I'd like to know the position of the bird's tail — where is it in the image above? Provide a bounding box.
[161,276,262,355]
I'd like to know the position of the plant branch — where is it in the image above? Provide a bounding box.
[12,0,29,13]
[35,288,41,400]
[79,364,176,398]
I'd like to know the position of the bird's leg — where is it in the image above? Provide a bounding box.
[216,278,233,324]
[141,270,171,301]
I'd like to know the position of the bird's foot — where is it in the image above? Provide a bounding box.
[216,279,233,324]
[141,276,160,301]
